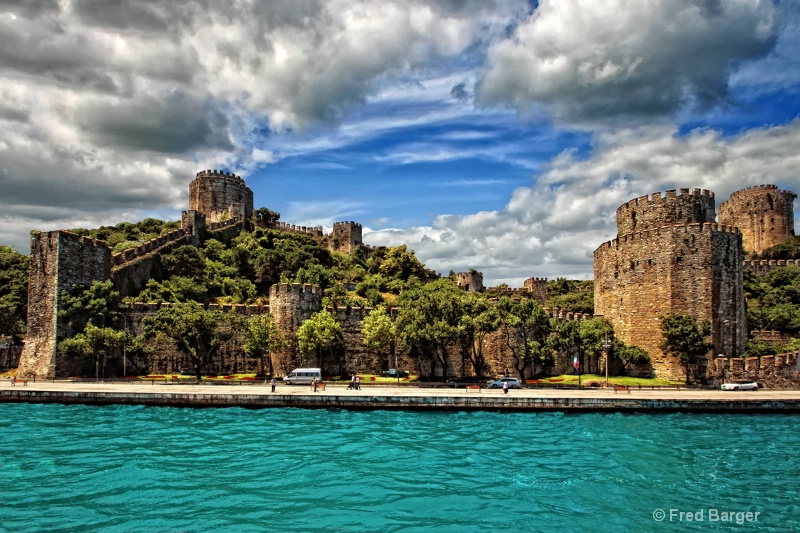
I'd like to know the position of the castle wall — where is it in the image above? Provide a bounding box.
[616,188,715,235]
[743,259,800,276]
[17,231,111,378]
[718,185,796,257]
[712,353,800,389]
[594,222,744,380]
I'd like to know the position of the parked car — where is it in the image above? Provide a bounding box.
[382,369,409,378]
[721,380,760,391]
[487,377,522,389]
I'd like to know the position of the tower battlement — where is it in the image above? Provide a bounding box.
[616,188,716,235]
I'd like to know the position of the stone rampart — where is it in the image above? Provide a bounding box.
[616,188,715,235]
[712,352,800,388]
[743,259,800,276]
[268,283,323,375]
[456,271,484,293]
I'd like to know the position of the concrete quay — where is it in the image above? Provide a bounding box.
[2,380,800,412]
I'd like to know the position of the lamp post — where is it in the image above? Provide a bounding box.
[96,313,105,381]
[119,313,128,378]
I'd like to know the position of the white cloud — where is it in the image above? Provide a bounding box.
[477,0,779,125]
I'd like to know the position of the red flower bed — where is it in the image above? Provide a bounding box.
[240,377,255,381]
[143,375,165,379]
[526,379,543,383]
[548,378,564,382]
[223,376,234,379]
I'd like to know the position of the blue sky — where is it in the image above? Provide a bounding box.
[1,0,799,286]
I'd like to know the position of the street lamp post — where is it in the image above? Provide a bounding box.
[97,313,105,381]
[120,313,128,378]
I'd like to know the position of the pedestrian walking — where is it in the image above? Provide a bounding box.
[355,375,361,390]
[312,377,318,392]
[271,377,276,393]
[503,380,509,395]
[348,374,356,390]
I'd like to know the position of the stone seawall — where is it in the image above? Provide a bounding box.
[3,386,799,413]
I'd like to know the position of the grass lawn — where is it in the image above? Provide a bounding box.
[531,374,682,387]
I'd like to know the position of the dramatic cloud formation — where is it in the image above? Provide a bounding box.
[0,0,798,286]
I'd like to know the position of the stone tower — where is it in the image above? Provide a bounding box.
[523,277,548,306]
[718,185,796,257]
[188,169,254,222]
[594,188,745,380]
[17,232,112,378]
[268,283,323,375]
[331,221,363,253]
[456,271,484,293]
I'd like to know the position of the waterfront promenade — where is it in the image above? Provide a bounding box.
[2,379,800,412]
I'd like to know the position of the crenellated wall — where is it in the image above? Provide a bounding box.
[712,352,800,389]
[718,185,796,257]
[616,188,716,235]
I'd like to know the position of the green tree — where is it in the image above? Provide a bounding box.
[455,294,499,377]
[142,302,234,380]
[297,310,343,369]
[612,341,651,375]
[58,281,122,334]
[0,245,29,340]
[59,324,125,379]
[361,306,397,372]
[161,245,206,279]
[396,280,467,379]
[243,313,285,377]
[496,297,552,380]
[658,312,713,385]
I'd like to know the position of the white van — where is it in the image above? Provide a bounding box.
[283,368,322,385]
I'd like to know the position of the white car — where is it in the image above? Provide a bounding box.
[487,377,522,389]
[721,380,760,391]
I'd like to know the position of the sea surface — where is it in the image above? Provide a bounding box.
[0,403,797,532]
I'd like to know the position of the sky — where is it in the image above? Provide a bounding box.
[1,0,799,287]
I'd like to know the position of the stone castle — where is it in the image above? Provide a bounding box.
[595,185,796,380]
[14,169,799,384]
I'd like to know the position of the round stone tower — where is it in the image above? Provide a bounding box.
[456,271,484,293]
[718,185,796,257]
[189,169,254,221]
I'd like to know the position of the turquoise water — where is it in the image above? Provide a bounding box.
[0,404,797,532]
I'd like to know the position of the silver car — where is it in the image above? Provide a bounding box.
[487,377,522,389]
[721,380,760,391]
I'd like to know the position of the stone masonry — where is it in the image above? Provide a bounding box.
[594,188,745,381]
[718,185,796,257]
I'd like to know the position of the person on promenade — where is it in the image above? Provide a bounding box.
[271,377,276,393]
[348,374,356,390]
[355,375,361,390]
[503,380,509,395]
[312,377,318,392]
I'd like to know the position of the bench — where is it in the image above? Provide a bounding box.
[465,385,481,393]
[11,378,28,386]
[311,382,326,391]
[613,384,630,394]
